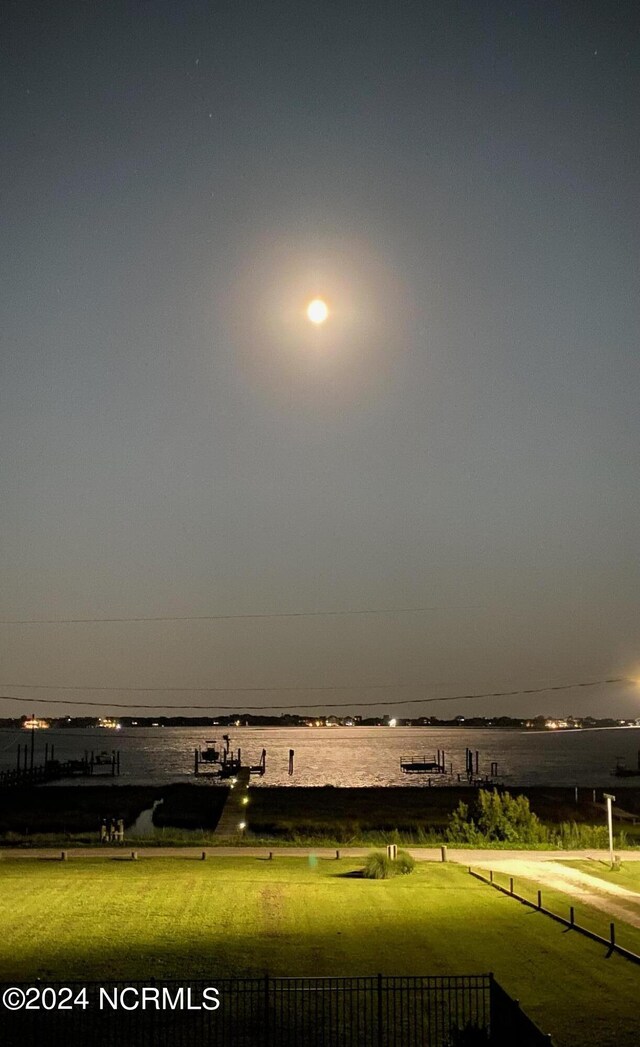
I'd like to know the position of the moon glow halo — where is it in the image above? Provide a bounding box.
[306,299,329,324]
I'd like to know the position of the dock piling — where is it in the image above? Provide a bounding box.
[30,715,35,771]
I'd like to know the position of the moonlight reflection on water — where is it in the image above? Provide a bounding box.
[3,726,640,789]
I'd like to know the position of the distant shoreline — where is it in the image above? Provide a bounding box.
[3,722,640,732]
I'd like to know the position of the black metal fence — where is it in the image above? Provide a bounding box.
[1,974,551,1047]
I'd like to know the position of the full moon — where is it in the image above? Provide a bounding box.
[306,298,329,324]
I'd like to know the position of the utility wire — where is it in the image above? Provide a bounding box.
[0,606,477,625]
[0,677,626,711]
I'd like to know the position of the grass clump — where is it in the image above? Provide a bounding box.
[363,849,415,879]
[395,849,416,875]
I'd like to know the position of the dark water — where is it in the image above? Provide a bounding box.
[2,725,640,788]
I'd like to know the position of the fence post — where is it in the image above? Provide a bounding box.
[509,877,514,895]
[264,972,270,1047]
[488,973,503,1046]
[610,923,615,950]
[489,870,493,883]
[537,890,542,910]
[377,972,383,1047]
[570,906,574,926]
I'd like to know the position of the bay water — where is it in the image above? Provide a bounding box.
[3,725,640,788]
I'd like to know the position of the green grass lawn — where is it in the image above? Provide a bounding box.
[0,858,638,1046]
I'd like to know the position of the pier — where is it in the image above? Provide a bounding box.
[400,750,447,774]
[214,768,252,838]
[0,746,121,788]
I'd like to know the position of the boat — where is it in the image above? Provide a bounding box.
[199,740,222,764]
[613,763,640,778]
[613,752,640,777]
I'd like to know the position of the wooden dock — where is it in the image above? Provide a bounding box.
[400,750,447,774]
[214,769,251,838]
[0,749,121,788]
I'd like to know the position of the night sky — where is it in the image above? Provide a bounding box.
[1,1,638,718]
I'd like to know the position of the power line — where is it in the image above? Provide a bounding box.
[0,677,626,711]
[0,605,476,625]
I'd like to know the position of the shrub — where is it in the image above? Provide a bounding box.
[363,849,416,879]
[446,790,547,845]
[556,821,609,849]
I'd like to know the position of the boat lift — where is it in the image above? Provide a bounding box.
[400,750,448,774]
[194,735,266,778]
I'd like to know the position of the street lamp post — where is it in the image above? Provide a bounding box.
[603,793,616,868]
